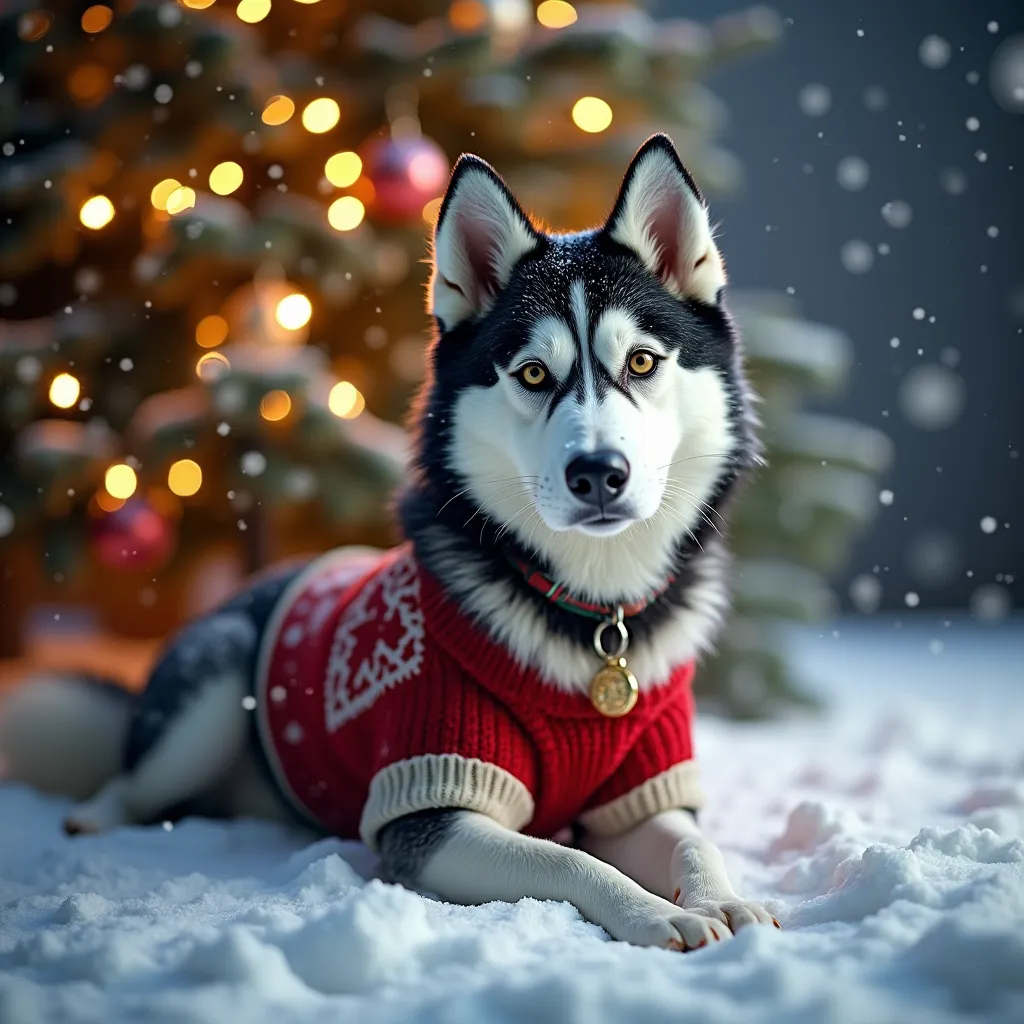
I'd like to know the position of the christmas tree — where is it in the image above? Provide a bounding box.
[0,0,890,715]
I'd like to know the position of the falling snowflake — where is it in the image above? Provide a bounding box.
[898,365,966,431]
[980,516,998,534]
[840,240,874,274]
[879,489,895,506]
[849,574,882,613]
[919,35,951,69]
[836,156,870,191]
[904,592,921,608]
[798,83,831,117]
[240,451,267,476]
[881,201,913,228]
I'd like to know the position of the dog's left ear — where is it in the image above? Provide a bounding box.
[603,134,726,304]
[429,154,541,331]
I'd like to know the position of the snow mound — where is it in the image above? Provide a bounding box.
[2,629,1024,1023]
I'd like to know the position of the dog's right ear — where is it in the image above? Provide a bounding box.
[429,155,541,331]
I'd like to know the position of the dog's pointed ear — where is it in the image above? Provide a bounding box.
[603,134,726,304]
[429,154,541,330]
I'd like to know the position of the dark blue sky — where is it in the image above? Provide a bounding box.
[655,0,1023,612]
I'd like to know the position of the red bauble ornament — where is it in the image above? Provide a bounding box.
[362,134,449,224]
[92,498,176,573]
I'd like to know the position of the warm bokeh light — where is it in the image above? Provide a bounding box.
[302,98,340,134]
[422,197,443,226]
[195,314,228,349]
[49,373,81,409]
[209,161,244,195]
[104,464,138,500]
[448,0,487,32]
[68,64,111,107]
[260,390,292,421]
[262,95,295,125]
[328,381,365,419]
[166,186,197,215]
[167,459,203,497]
[18,10,52,41]
[80,5,113,32]
[572,96,613,133]
[327,196,365,231]
[95,489,126,513]
[236,0,271,24]
[79,195,115,229]
[196,351,230,381]
[537,1,577,29]
[150,178,182,211]
[324,151,362,188]
[275,293,312,331]
[182,0,218,8]
[293,0,323,4]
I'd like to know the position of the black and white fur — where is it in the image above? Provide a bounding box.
[0,135,775,950]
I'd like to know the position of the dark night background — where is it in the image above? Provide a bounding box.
[657,0,1023,613]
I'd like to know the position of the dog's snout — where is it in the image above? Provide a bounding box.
[565,450,631,506]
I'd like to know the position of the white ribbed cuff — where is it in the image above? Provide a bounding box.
[359,754,535,852]
[578,761,705,837]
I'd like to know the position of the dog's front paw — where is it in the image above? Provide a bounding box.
[616,897,733,951]
[674,891,780,933]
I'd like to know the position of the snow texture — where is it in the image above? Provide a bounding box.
[1,618,1023,1024]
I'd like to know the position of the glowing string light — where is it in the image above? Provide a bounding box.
[275,293,312,330]
[79,195,115,229]
[196,351,230,381]
[260,390,292,421]
[302,98,340,134]
[328,381,365,419]
[80,5,113,32]
[209,161,244,195]
[236,0,271,24]
[324,151,362,188]
[104,464,137,500]
[49,373,81,409]
[166,186,197,215]
[150,178,181,211]
[572,96,613,133]
[168,459,202,497]
[195,315,228,348]
[327,196,364,231]
[537,1,577,29]
[262,95,295,125]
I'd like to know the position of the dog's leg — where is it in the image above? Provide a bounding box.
[64,612,256,834]
[580,808,779,933]
[378,809,732,950]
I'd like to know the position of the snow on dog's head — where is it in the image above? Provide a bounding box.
[416,134,757,601]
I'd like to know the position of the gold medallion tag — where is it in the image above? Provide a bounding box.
[590,657,639,717]
[590,605,638,717]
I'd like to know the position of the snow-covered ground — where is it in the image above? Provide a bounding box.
[1,615,1023,1024]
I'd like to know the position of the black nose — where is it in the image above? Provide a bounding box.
[565,450,631,507]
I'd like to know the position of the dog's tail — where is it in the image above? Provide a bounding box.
[0,674,132,801]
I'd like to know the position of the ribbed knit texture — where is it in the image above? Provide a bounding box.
[256,543,701,846]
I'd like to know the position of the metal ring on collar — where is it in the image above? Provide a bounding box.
[593,605,629,660]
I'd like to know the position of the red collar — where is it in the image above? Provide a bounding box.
[504,551,675,620]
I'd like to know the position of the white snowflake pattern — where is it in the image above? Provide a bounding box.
[324,551,424,733]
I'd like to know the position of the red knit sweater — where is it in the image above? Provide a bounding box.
[254,543,702,848]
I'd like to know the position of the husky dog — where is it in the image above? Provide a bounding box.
[0,135,778,951]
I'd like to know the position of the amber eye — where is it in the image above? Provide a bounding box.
[628,350,657,376]
[517,362,548,389]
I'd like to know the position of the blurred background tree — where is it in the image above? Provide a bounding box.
[0,0,890,715]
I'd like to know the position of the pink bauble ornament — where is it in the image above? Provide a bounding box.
[362,135,449,224]
[92,498,176,572]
